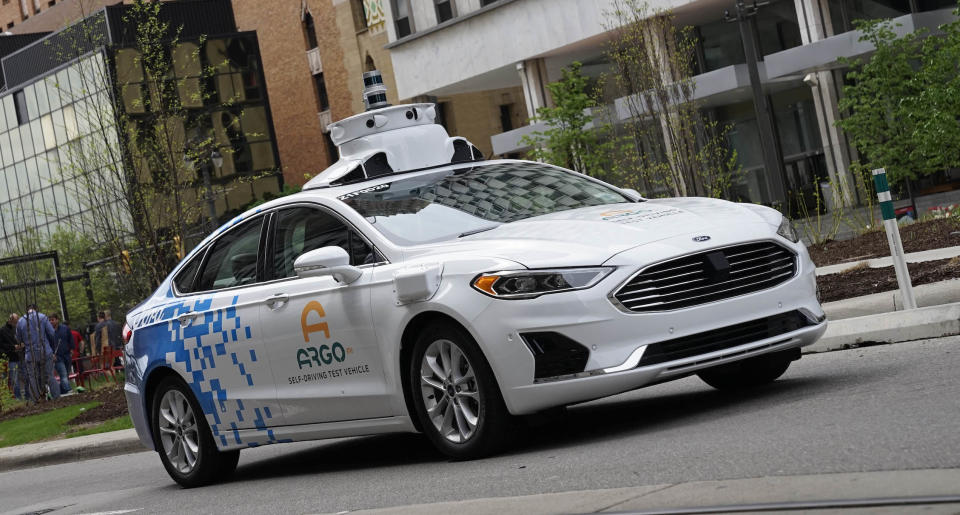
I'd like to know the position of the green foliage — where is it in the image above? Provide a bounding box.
[521,62,615,178]
[837,20,925,185]
[0,401,99,447]
[837,8,960,186]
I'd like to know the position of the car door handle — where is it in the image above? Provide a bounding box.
[177,313,198,327]
[265,294,289,310]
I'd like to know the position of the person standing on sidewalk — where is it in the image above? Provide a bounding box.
[0,313,21,399]
[49,314,74,395]
[16,305,60,402]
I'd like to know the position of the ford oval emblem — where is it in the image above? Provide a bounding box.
[693,235,711,242]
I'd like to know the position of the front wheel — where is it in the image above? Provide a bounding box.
[151,376,240,487]
[409,322,513,459]
[697,348,798,391]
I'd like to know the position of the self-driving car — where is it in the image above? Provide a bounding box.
[123,73,826,487]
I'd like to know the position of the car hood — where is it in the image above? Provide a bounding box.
[403,198,773,267]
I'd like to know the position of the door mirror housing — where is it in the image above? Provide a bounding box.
[293,247,362,284]
[621,188,644,201]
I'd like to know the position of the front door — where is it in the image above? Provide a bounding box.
[260,205,391,426]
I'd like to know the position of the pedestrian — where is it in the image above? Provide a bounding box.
[0,313,21,399]
[16,304,60,402]
[49,314,74,395]
[93,310,122,353]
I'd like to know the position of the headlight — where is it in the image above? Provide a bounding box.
[777,217,800,243]
[472,267,614,299]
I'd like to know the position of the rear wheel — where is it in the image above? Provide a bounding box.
[151,376,240,487]
[697,348,798,391]
[409,322,513,459]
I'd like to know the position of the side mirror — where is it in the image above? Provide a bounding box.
[621,188,644,201]
[293,247,363,284]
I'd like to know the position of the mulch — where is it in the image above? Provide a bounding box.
[808,218,960,267]
[817,257,960,303]
[0,383,127,425]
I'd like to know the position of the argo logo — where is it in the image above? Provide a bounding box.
[297,342,348,369]
[296,300,352,369]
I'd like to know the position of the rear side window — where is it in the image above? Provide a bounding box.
[195,218,264,291]
[173,252,203,294]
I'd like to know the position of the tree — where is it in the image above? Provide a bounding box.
[836,19,927,187]
[520,62,614,177]
[604,0,740,199]
[47,0,231,304]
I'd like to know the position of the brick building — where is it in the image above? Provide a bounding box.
[231,0,401,187]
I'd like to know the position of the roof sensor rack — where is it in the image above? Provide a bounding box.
[304,70,484,190]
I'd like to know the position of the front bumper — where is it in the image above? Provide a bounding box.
[467,234,825,415]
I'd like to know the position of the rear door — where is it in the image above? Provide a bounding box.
[170,216,284,446]
[259,204,392,426]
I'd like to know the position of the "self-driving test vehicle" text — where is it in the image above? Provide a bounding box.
[123,71,826,487]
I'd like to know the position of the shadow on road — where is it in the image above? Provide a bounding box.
[228,372,855,483]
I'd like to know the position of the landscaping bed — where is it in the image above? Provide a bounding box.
[817,257,960,303]
[0,383,126,424]
[808,217,960,267]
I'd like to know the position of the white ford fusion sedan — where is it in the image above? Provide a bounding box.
[123,97,826,487]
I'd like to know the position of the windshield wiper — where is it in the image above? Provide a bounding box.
[458,225,500,238]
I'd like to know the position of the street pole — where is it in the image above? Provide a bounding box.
[873,168,917,310]
[726,0,788,210]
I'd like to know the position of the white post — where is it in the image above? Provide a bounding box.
[872,168,917,310]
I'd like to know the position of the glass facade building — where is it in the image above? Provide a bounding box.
[0,0,282,253]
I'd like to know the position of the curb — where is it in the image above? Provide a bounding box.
[807,302,960,353]
[0,428,147,473]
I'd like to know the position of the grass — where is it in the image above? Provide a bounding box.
[67,414,133,438]
[0,401,99,448]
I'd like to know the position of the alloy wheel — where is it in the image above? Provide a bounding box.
[158,389,201,474]
[419,338,481,443]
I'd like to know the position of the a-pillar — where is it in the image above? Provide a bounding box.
[516,58,552,121]
[793,0,856,207]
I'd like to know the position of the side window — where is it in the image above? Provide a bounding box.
[272,207,376,280]
[173,251,204,294]
[195,218,264,291]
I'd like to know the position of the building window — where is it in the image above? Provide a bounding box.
[13,90,28,125]
[435,0,455,23]
[499,104,514,132]
[6,22,13,29]
[303,11,318,50]
[314,72,330,111]
[392,0,413,38]
[19,0,28,18]
[480,0,499,6]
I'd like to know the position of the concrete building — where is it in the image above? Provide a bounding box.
[381,0,960,207]
[0,0,282,251]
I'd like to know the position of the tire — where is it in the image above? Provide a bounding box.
[408,321,513,459]
[151,376,240,487]
[697,348,798,391]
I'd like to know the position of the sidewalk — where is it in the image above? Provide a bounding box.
[816,245,960,276]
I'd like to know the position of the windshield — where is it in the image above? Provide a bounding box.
[338,162,631,245]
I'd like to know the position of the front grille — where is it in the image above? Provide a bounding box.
[613,241,796,312]
[636,311,811,368]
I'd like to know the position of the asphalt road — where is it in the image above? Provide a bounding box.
[2,336,960,515]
